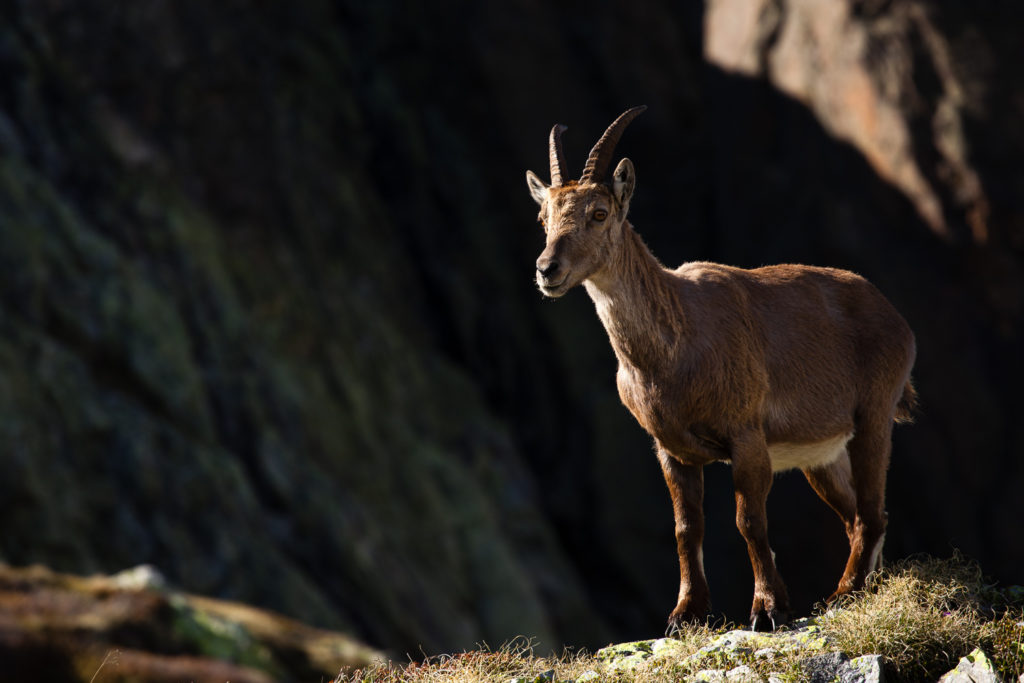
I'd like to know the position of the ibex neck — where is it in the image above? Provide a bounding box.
[584,223,685,372]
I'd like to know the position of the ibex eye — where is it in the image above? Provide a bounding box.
[593,210,608,221]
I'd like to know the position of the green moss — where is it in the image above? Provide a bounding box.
[169,595,282,677]
[595,638,657,670]
[983,612,1024,679]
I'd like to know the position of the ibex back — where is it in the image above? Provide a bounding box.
[525,106,916,632]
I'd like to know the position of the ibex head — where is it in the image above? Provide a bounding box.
[526,106,646,297]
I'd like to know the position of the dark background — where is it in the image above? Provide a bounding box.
[0,0,1021,659]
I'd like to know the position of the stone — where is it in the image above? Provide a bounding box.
[110,564,167,591]
[594,638,657,671]
[693,622,828,667]
[726,664,765,681]
[938,648,1001,683]
[800,651,887,683]
[652,636,697,658]
[803,651,850,683]
[693,670,728,682]
[846,654,885,683]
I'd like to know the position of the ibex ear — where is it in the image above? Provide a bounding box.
[526,170,549,206]
[612,158,636,207]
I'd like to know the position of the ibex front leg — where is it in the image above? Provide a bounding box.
[658,450,710,633]
[731,430,790,631]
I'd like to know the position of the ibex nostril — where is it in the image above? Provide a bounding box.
[537,259,560,279]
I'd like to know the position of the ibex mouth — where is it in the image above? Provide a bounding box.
[538,276,570,298]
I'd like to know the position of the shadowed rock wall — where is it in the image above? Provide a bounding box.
[0,0,1021,656]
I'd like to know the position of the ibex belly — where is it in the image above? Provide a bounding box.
[766,432,853,472]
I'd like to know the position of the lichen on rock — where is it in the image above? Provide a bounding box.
[593,619,894,683]
[938,648,1000,683]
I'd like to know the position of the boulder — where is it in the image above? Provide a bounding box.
[938,648,1001,683]
[802,651,886,683]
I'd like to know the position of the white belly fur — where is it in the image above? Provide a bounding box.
[767,432,853,472]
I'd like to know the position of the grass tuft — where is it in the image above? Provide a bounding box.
[336,637,588,683]
[818,552,1024,681]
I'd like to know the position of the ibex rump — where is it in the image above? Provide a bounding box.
[525,107,916,632]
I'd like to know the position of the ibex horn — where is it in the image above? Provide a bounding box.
[549,124,569,187]
[580,105,647,184]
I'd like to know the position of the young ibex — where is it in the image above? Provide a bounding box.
[525,106,916,632]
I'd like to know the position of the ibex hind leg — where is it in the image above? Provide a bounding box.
[834,415,893,600]
[803,453,859,602]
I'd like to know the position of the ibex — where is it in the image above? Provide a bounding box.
[525,106,916,632]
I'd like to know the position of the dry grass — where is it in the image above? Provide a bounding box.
[336,637,599,683]
[338,554,1024,683]
[819,553,1024,681]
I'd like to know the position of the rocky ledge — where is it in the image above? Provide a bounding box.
[0,563,382,683]
[583,619,1013,683]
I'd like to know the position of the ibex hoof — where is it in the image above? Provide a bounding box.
[665,607,709,637]
[749,608,788,632]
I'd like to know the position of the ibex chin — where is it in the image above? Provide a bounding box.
[525,106,916,632]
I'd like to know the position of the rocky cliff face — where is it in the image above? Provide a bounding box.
[0,0,1021,658]
[0,1,609,654]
